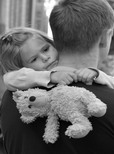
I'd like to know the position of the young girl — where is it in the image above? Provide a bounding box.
[0,27,79,91]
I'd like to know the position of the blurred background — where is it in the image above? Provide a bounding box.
[0,0,114,153]
[0,0,58,38]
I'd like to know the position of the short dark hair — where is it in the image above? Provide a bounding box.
[50,0,114,52]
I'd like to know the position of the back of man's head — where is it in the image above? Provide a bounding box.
[49,0,114,52]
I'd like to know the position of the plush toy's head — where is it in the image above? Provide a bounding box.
[13,88,51,123]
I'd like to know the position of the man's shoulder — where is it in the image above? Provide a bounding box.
[1,90,13,103]
[70,81,113,91]
[70,82,114,88]
[70,82,114,102]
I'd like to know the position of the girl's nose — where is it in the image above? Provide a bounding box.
[41,54,50,63]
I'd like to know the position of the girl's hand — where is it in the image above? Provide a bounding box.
[74,68,99,85]
[50,71,75,85]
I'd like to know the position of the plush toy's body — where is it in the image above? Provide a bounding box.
[13,85,107,143]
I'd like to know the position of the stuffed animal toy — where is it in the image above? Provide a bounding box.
[13,85,107,144]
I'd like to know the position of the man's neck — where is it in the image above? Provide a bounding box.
[58,48,99,69]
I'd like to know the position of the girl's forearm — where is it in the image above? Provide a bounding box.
[3,68,53,91]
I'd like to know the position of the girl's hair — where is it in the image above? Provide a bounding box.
[0,27,55,75]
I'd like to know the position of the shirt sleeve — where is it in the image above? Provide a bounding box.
[95,70,114,89]
[3,67,54,91]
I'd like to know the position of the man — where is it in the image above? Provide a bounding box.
[49,0,114,153]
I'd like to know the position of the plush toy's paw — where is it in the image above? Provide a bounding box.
[43,135,58,144]
[43,128,58,144]
[65,124,92,138]
[88,100,107,117]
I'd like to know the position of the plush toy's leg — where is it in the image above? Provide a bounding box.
[80,89,107,117]
[43,112,59,144]
[65,112,92,138]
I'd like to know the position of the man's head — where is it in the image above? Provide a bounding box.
[50,0,114,54]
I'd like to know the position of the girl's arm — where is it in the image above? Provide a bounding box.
[3,67,53,91]
[95,70,114,89]
[3,66,77,91]
[74,67,114,89]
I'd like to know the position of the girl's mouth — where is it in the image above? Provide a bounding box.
[47,60,58,70]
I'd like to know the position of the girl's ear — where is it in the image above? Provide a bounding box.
[99,28,113,48]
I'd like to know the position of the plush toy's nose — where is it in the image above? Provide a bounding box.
[29,96,36,102]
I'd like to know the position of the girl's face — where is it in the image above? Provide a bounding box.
[21,36,59,71]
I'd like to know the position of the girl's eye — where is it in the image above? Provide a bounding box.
[31,57,37,63]
[43,45,50,52]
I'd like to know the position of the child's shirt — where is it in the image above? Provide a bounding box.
[3,67,53,91]
[3,66,76,91]
[95,70,114,89]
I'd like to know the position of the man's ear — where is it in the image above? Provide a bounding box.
[99,29,113,48]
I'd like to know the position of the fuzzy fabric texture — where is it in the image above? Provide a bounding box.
[13,85,107,143]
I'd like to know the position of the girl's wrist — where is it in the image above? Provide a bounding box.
[89,67,99,78]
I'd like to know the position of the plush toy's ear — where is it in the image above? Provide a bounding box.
[13,90,25,101]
